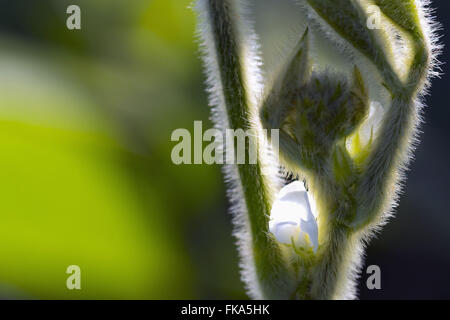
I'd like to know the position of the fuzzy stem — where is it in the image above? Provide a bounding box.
[198,0,295,299]
[305,167,358,299]
[352,24,429,230]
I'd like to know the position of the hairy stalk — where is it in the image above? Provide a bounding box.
[195,0,295,299]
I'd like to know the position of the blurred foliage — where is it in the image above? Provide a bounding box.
[0,0,245,299]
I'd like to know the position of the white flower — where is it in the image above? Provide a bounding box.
[346,101,385,155]
[358,101,384,147]
[269,181,318,252]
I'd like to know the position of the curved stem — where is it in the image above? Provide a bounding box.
[352,29,429,229]
[197,0,295,299]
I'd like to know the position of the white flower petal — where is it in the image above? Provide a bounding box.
[299,216,318,252]
[359,101,384,147]
[269,221,300,244]
[308,191,318,220]
[269,181,319,252]
[276,180,306,199]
